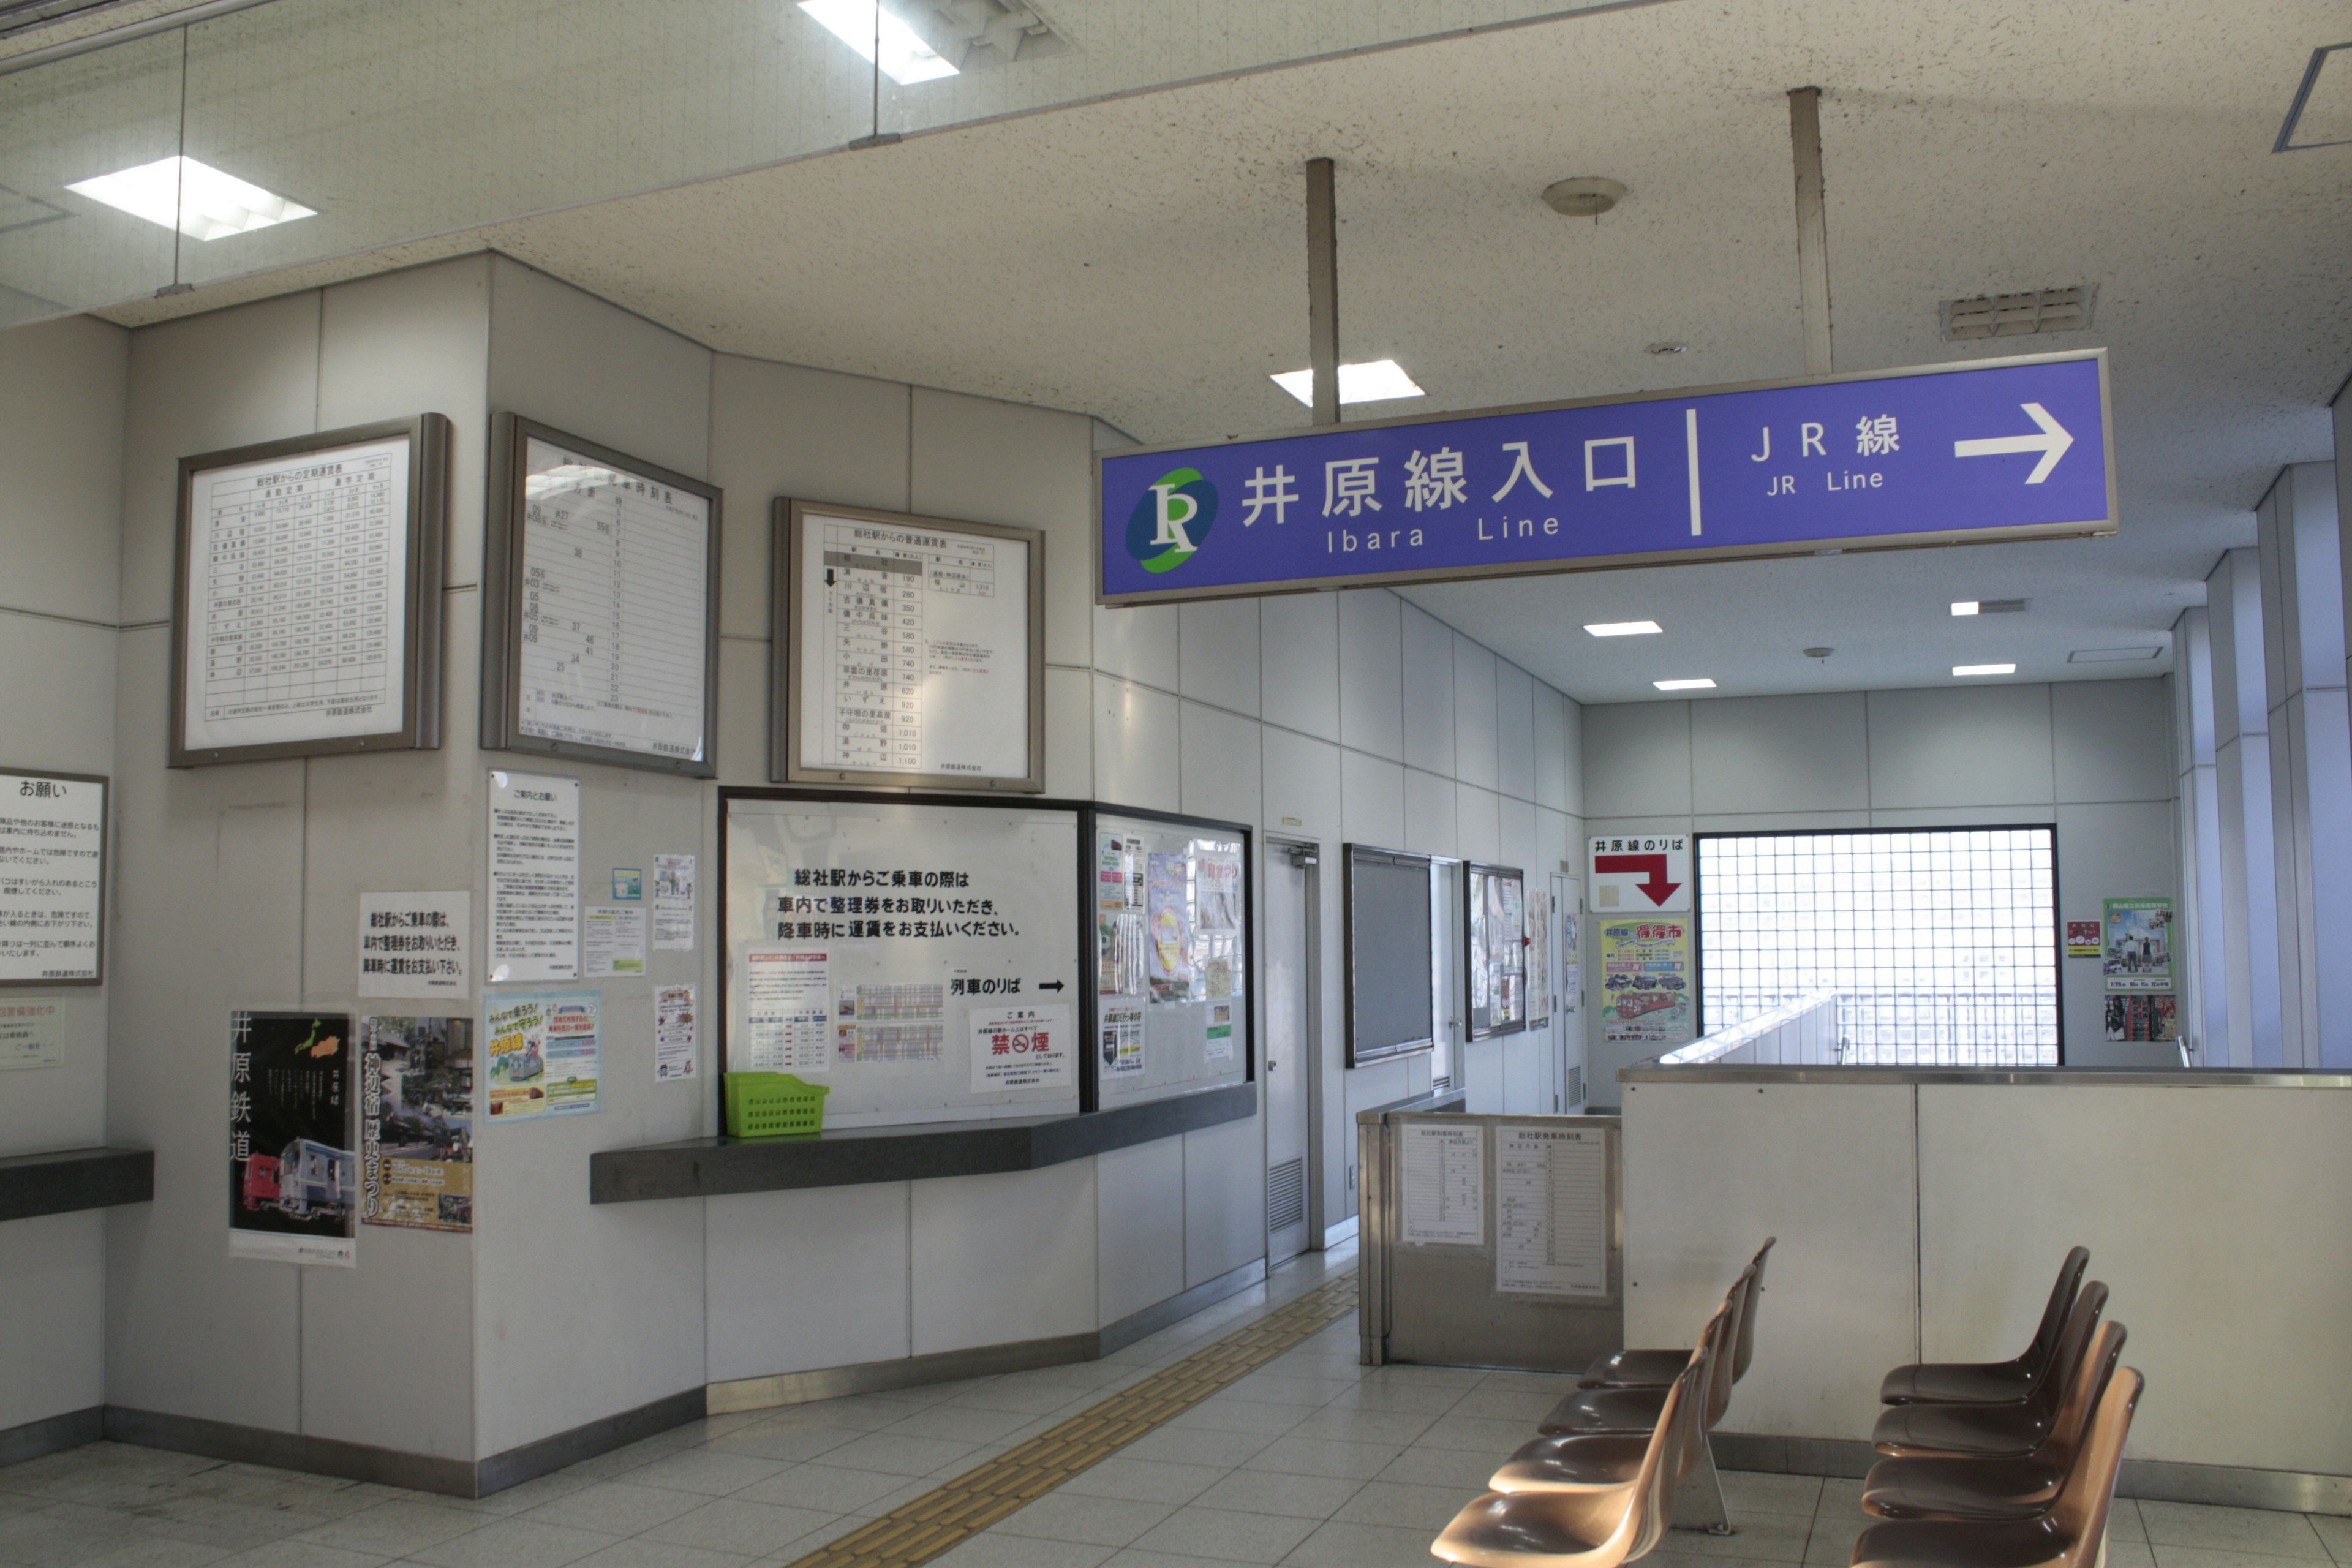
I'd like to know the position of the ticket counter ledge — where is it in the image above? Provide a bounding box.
[0,1147,153,1223]
[590,1080,1257,1202]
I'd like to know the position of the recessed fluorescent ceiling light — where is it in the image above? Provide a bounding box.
[2068,647,2162,663]
[1585,620,1662,637]
[1954,663,2016,677]
[1654,678,1716,691]
[1951,601,1980,616]
[66,156,314,241]
[799,0,957,84]
[1270,360,1424,406]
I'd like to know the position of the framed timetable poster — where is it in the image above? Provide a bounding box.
[170,415,450,767]
[481,415,721,777]
[773,499,1044,792]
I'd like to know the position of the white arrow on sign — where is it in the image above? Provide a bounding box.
[1953,402,2075,484]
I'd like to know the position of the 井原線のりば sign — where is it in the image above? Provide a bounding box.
[1095,349,2114,604]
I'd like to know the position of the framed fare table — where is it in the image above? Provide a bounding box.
[482,415,721,777]
[773,500,1044,791]
[170,415,450,766]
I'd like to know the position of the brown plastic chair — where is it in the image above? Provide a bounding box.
[1881,1248,2089,1406]
[1537,1270,1749,1438]
[1862,1321,2124,1522]
[1872,1283,2106,1460]
[1849,1366,2142,1568]
[1583,1237,1776,1390]
[1433,1352,1702,1566]
[1492,1302,1731,1494]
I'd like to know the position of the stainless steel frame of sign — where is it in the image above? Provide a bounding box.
[1466,860,1528,1042]
[1343,843,1437,1068]
[480,413,722,779]
[772,498,1047,794]
[0,766,106,987]
[1357,1100,1624,1372]
[170,415,448,767]
[1092,347,2118,606]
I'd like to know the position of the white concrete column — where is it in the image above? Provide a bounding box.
[2255,463,2352,1068]
[2171,608,2228,1062]
[2206,548,2288,1067]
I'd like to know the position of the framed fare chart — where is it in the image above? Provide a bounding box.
[170,416,450,766]
[775,500,1045,792]
[482,415,721,777]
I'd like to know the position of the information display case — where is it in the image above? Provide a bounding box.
[1085,806,1253,1110]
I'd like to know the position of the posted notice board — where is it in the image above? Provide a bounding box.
[1091,809,1251,1109]
[724,794,1081,1126]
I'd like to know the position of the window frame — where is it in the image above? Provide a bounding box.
[1692,823,2065,1065]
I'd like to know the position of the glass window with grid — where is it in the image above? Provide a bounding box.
[1698,828,2058,1067]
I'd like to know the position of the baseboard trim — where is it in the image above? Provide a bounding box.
[1321,1215,1360,1250]
[1709,1432,2352,1517]
[0,1406,101,1468]
[707,1333,1099,1416]
[474,1387,708,1497]
[102,1406,475,1496]
[1098,1257,1267,1356]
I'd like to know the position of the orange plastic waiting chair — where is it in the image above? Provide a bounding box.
[1880,1248,2089,1407]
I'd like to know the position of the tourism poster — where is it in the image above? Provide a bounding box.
[1146,852,1194,1001]
[485,990,601,1120]
[359,1015,473,1232]
[2104,993,2180,1043]
[229,1010,357,1265]
[2102,898,2173,993]
[1597,919,1694,1047]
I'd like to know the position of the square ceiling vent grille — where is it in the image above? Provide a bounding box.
[1941,287,2095,342]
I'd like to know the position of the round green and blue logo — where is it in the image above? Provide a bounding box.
[1124,467,1218,574]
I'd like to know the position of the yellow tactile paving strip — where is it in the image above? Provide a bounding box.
[785,1272,1360,1568]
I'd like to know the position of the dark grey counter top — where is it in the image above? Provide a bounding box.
[0,1146,154,1223]
[592,1081,1256,1203]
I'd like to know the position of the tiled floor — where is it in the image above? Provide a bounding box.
[3,1246,2346,1568]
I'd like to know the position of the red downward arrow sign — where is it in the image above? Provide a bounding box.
[1596,853,1681,907]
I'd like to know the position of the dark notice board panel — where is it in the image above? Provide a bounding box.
[1346,843,1434,1067]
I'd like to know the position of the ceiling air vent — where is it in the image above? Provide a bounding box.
[1940,287,2095,342]
[2068,647,2162,663]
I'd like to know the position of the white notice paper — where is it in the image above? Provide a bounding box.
[655,984,698,1080]
[1101,1003,1144,1077]
[797,513,1030,781]
[1495,1125,1610,1297]
[0,772,104,983]
[488,771,579,982]
[583,907,646,976]
[1400,1122,1485,1245]
[0,998,64,1069]
[357,891,470,998]
[969,1003,1072,1093]
[181,435,410,753]
[516,436,708,763]
[745,947,831,1074]
[652,853,695,951]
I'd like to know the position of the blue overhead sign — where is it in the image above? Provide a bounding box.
[1096,349,2114,605]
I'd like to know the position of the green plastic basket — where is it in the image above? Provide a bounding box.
[725,1072,829,1139]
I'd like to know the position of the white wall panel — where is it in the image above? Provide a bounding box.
[1094,602,1179,692]
[1045,665,1093,799]
[0,1214,103,1430]
[1341,751,1406,850]
[913,1163,1098,1354]
[1262,594,1340,741]
[706,1185,913,1381]
[1534,687,1569,812]
[1183,1114,1264,1290]
[709,355,911,639]
[1097,1139,1186,1326]
[1179,700,1262,827]
[1498,796,1537,876]
[1180,598,1261,716]
[1263,728,1341,844]
[2052,679,2174,804]
[1866,685,2056,810]
[717,634,770,788]
[1496,662,1536,802]
[1451,636,1500,792]
[1336,589,1405,762]
[1581,701,1692,818]
[1621,1080,1918,1441]
[0,315,125,626]
[1404,768,1458,859]
[1560,698,1585,818]
[487,257,710,478]
[302,1226,473,1460]
[1093,674,1180,812]
[1691,692,1868,815]
[1400,603,1455,776]
[1456,783,1501,865]
[910,388,1094,669]
[119,293,321,623]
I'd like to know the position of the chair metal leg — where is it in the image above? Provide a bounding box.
[1670,1432,1733,1534]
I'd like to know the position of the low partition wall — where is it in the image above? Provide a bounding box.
[1619,1065,2352,1511]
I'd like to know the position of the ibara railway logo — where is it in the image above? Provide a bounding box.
[1124,466,1218,575]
